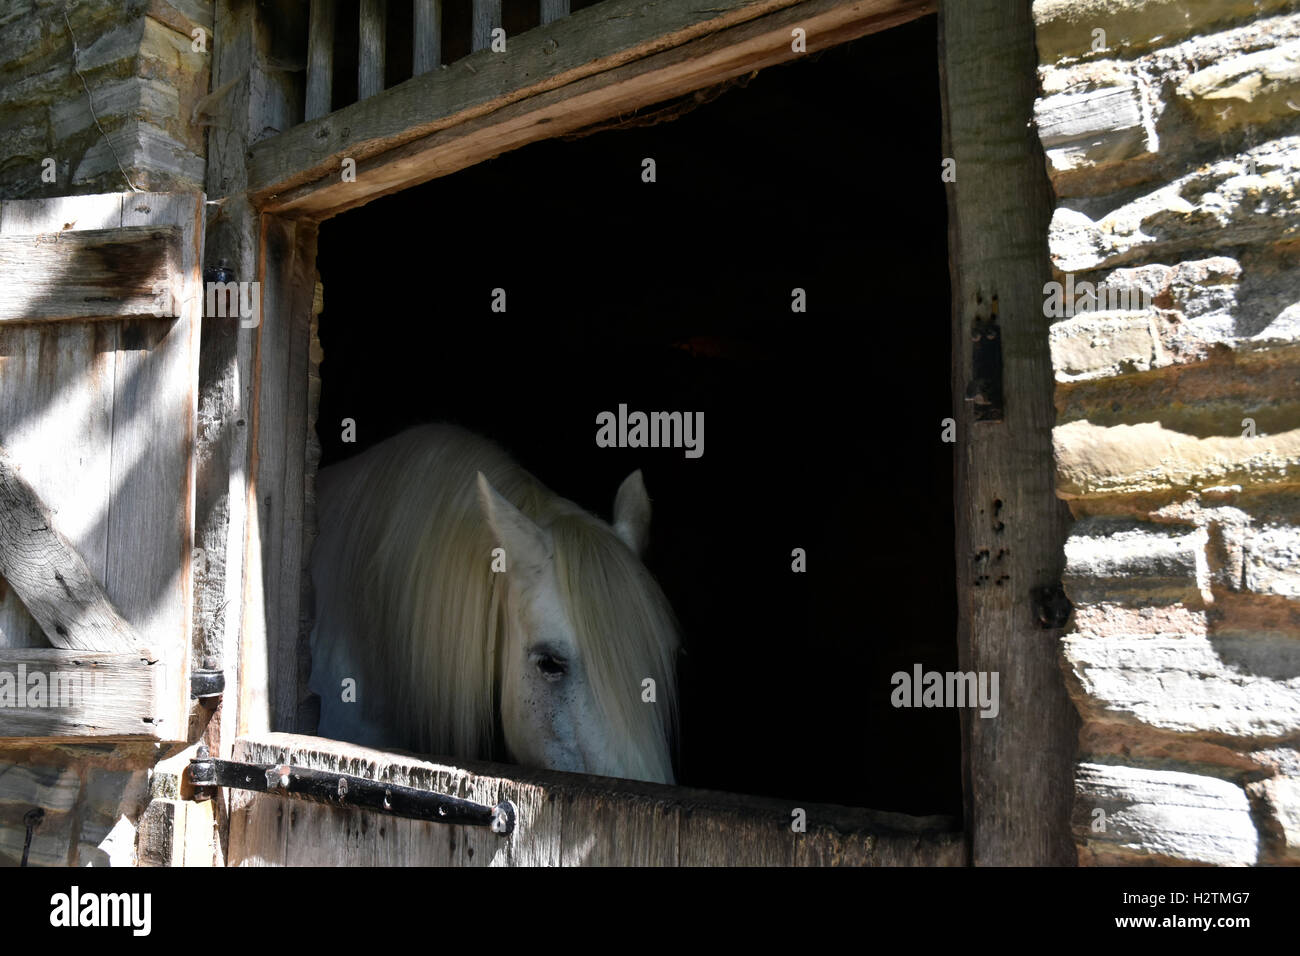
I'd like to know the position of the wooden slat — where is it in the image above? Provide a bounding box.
[540,0,569,26]
[250,0,933,217]
[358,0,387,101]
[472,0,502,52]
[939,0,1078,864]
[0,226,179,324]
[226,733,963,866]
[413,0,442,74]
[239,217,318,738]
[305,0,337,120]
[0,448,141,652]
[0,647,163,739]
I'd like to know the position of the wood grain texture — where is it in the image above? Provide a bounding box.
[239,217,319,739]
[540,0,570,27]
[201,0,304,755]
[225,733,963,866]
[305,0,337,120]
[0,226,180,324]
[0,647,162,739]
[472,0,502,52]
[413,0,442,74]
[249,0,932,213]
[0,448,141,652]
[358,0,387,100]
[0,195,125,650]
[0,192,200,742]
[939,0,1078,865]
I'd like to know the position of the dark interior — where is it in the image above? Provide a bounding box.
[314,15,959,817]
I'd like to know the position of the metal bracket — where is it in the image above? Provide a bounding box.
[189,667,225,701]
[187,747,516,836]
[965,305,1004,423]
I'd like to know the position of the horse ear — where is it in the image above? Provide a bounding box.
[477,472,552,581]
[613,469,651,556]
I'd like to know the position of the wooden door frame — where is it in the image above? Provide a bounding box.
[202,0,1076,865]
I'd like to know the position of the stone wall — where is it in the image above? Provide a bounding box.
[0,0,211,199]
[1032,0,1300,864]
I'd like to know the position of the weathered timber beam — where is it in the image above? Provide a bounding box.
[305,0,337,120]
[0,647,163,739]
[540,0,570,27]
[251,0,933,217]
[0,225,180,324]
[358,0,387,100]
[414,0,443,74]
[472,0,502,52]
[0,448,143,652]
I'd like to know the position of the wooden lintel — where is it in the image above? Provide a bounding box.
[0,225,180,324]
[250,0,933,217]
[0,448,144,652]
[0,647,163,739]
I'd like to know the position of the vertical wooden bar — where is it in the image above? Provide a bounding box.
[305,0,336,120]
[471,0,501,52]
[539,0,568,26]
[413,0,442,74]
[939,0,1078,865]
[358,0,387,101]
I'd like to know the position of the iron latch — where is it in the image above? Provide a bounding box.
[187,746,516,835]
[190,667,225,701]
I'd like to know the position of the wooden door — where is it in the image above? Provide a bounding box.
[0,191,202,743]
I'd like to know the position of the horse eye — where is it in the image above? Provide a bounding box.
[535,654,567,680]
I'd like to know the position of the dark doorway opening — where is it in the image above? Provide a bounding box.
[314,15,958,816]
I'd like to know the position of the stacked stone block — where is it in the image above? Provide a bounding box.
[0,0,212,198]
[1033,0,1300,864]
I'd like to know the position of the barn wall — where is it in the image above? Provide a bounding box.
[1031,0,1300,864]
[0,0,211,199]
[0,0,212,865]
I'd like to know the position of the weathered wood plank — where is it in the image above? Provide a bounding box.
[413,0,442,74]
[358,0,387,101]
[305,0,337,120]
[199,0,292,757]
[472,0,502,52]
[113,192,203,742]
[0,447,141,652]
[540,0,569,27]
[226,734,961,866]
[939,0,1079,865]
[0,647,163,738]
[244,218,318,738]
[249,0,933,212]
[0,226,180,324]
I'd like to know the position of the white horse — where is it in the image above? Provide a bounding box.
[308,424,680,784]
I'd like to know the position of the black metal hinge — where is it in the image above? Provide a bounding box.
[188,747,516,836]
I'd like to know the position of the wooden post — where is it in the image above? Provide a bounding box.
[472,0,502,52]
[413,0,442,74]
[939,0,1079,865]
[359,0,387,101]
[540,0,569,26]
[305,0,336,120]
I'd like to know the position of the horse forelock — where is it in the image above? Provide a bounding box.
[549,516,681,783]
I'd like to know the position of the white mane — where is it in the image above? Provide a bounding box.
[309,424,679,783]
